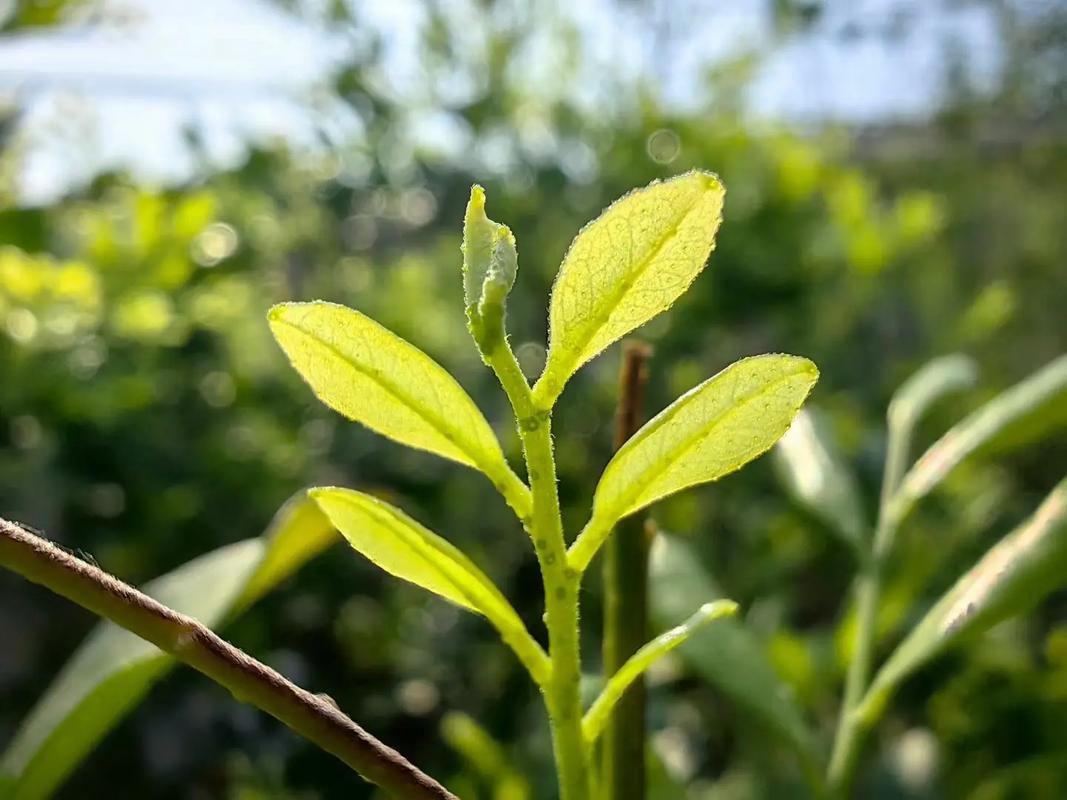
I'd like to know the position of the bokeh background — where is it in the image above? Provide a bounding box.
[0,0,1064,797]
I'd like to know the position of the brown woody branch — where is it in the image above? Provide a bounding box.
[0,518,457,800]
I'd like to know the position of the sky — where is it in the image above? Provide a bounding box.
[0,0,1005,205]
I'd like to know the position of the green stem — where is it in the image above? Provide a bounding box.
[827,554,881,794]
[827,413,912,796]
[0,518,456,800]
[482,337,589,800]
[601,341,651,800]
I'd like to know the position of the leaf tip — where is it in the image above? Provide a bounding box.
[306,486,340,508]
[689,169,726,196]
[700,599,740,620]
[802,357,820,383]
[266,303,290,323]
[468,183,486,207]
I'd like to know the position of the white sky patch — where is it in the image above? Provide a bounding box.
[0,0,1011,204]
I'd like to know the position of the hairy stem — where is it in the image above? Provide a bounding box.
[602,341,652,800]
[0,518,456,800]
[482,337,589,800]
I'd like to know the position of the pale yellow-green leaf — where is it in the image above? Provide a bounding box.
[569,354,818,572]
[583,600,738,744]
[269,302,529,514]
[310,487,549,682]
[535,171,725,405]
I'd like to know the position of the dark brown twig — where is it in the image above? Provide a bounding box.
[602,340,652,800]
[0,518,457,800]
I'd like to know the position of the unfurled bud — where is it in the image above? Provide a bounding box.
[461,185,517,356]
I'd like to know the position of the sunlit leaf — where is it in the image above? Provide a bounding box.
[648,535,821,776]
[858,477,1067,725]
[0,495,335,800]
[535,171,725,405]
[310,487,548,682]
[269,302,529,513]
[774,407,867,551]
[570,354,817,571]
[583,600,738,743]
[890,354,1067,526]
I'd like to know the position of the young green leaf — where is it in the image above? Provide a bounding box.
[648,535,821,776]
[534,171,725,406]
[857,477,1067,726]
[269,302,530,516]
[583,600,738,744]
[462,185,518,353]
[569,354,818,572]
[0,496,335,800]
[310,487,549,683]
[889,354,1067,528]
[774,408,867,552]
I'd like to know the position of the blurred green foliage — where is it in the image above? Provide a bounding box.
[0,1,1065,798]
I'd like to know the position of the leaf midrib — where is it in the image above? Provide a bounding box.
[548,185,714,382]
[599,366,808,520]
[277,317,493,470]
[351,496,523,632]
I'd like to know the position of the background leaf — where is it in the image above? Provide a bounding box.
[648,534,820,775]
[858,477,1067,724]
[976,355,1067,455]
[536,171,724,405]
[0,495,335,800]
[887,354,978,434]
[310,487,548,682]
[774,407,868,552]
[891,354,1067,524]
[440,711,531,800]
[269,302,526,508]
